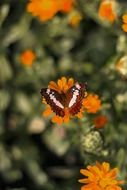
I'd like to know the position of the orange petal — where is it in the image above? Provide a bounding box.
[68,78,74,88]
[52,115,63,124]
[98,1,116,23]
[69,11,82,27]
[102,162,110,172]
[61,77,67,86]
[63,115,70,123]
[77,112,83,119]
[61,77,68,93]
[122,24,127,32]
[80,169,95,178]
[81,185,94,190]
[60,0,74,13]
[48,81,59,92]
[122,14,127,24]
[93,115,108,129]
[107,168,118,178]
[83,94,101,113]
[108,13,116,22]
[20,50,36,66]
[43,106,52,116]
[63,84,69,93]
[76,106,84,119]
[27,0,59,22]
[117,180,125,185]
[57,79,63,91]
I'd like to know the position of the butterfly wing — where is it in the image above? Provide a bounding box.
[67,83,87,115]
[40,88,65,117]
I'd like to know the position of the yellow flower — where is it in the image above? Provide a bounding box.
[68,10,82,27]
[83,94,101,113]
[93,115,108,129]
[122,14,127,32]
[79,162,124,190]
[20,50,36,66]
[98,0,117,23]
[42,77,87,124]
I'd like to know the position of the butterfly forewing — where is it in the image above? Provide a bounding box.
[40,88,65,117]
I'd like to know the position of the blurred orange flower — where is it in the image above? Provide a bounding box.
[27,0,74,22]
[42,77,87,124]
[79,162,124,190]
[59,0,74,13]
[68,10,82,27]
[27,0,59,21]
[122,14,127,32]
[98,0,117,23]
[83,94,101,113]
[20,50,36,66]
[93,115,108,129]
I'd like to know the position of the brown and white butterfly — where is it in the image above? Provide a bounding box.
[40,82,87,117]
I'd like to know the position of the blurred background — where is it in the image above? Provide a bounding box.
[0,0,127,189]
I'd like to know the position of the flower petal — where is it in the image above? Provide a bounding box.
[61,77,67,86]
[122,24,127,32]
[52,115,63,124]
[68,78,74,88]
[83,94,101,113]
[79,162,123,190]
[48,81,59,91]
[57,79,63,91]
[76,111,83,119]
[43,106,52,116]
[122,14,127,24]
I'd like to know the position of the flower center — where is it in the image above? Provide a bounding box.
[105,6,112,15]
[41,0,52,9]
[99,178,111,189]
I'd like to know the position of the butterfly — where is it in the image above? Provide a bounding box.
[40,82,87,117]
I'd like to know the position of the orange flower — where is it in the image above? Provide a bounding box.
[79,162,124,190]
[42,77,87,124]
[83,94,101,113]
[93,115,108,129]
[59,0,74,13]
[122,14,127,32]
[68,10,82,27]
[98,0,117,23]
[27,0,74,22]
[27,0,59,21]
[20,50,36,66]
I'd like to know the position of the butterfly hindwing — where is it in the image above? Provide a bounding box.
[67,83,87,115]
[40,88,65,117]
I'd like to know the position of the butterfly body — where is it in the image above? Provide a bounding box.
[40,82,87,117]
